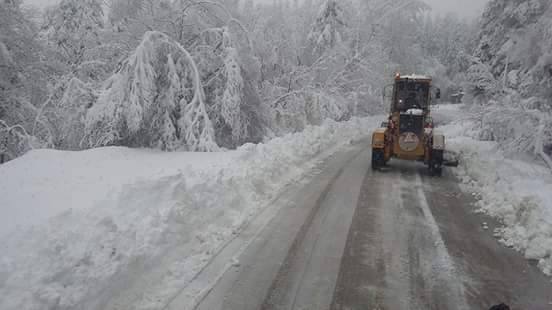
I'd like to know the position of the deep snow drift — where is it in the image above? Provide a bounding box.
[0,116,380,310]
[436,104,552,276]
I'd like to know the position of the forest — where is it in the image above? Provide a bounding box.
[0,0,550,165]
[3,2,552,309]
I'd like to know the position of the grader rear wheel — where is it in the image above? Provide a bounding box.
[429,165,443,177]
[428,150,444,176]
[372,149,385,170]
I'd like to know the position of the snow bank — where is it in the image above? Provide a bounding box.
[0,148,234,238]
[0,116,380,310]
[437,104,552,276]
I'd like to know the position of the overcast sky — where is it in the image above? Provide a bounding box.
[26,0,489,19]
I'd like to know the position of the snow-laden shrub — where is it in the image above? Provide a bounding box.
[476,94,552,167]
[0,121,34,161]
[464,60,499,105]
[267,89,352,135]
[31,77,97,150]
[84,31,218,152]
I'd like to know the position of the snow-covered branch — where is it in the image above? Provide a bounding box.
[84,31,218,151]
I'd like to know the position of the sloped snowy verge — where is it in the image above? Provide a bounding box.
[0,116,380,310]
[437,104,552,277]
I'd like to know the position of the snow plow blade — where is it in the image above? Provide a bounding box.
[443,159,459,167]
[443,151,459,167]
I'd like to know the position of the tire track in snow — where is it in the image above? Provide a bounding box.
[413,173,469,310]
[331,160,471,310]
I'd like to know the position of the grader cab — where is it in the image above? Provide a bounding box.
[371,74,445,176]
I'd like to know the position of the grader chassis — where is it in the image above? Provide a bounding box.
[371,74,445,176]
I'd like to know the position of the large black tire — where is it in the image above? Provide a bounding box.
[431,166,443,177]
[428,150,444,176]
[372,149,385,170]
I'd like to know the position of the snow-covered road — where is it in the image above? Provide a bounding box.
[167,143,552,310]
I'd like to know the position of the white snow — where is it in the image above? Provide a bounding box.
[404,108,424,116]
[400,74,431,80]
[0,148,234,238]
[0,116,381,310]
[437,104,552,276]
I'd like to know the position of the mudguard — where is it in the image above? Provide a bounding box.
[432,131,445,151]
[372,128,387,149]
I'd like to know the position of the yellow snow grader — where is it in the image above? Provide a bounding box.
[371,73,445,176]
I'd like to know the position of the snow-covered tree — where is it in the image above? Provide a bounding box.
[0,0,45,158]
[43,0,105,66]
[85,31,218,151]
[305,0,348,63]
[220,45,245,143]
[470,0,552,163]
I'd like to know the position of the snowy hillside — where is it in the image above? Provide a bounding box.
[0,116,380,310]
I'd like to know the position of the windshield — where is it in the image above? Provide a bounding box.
[394,80,430,111]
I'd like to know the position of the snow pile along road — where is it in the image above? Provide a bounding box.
[0,116,380,310]
[437,104,552,276]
